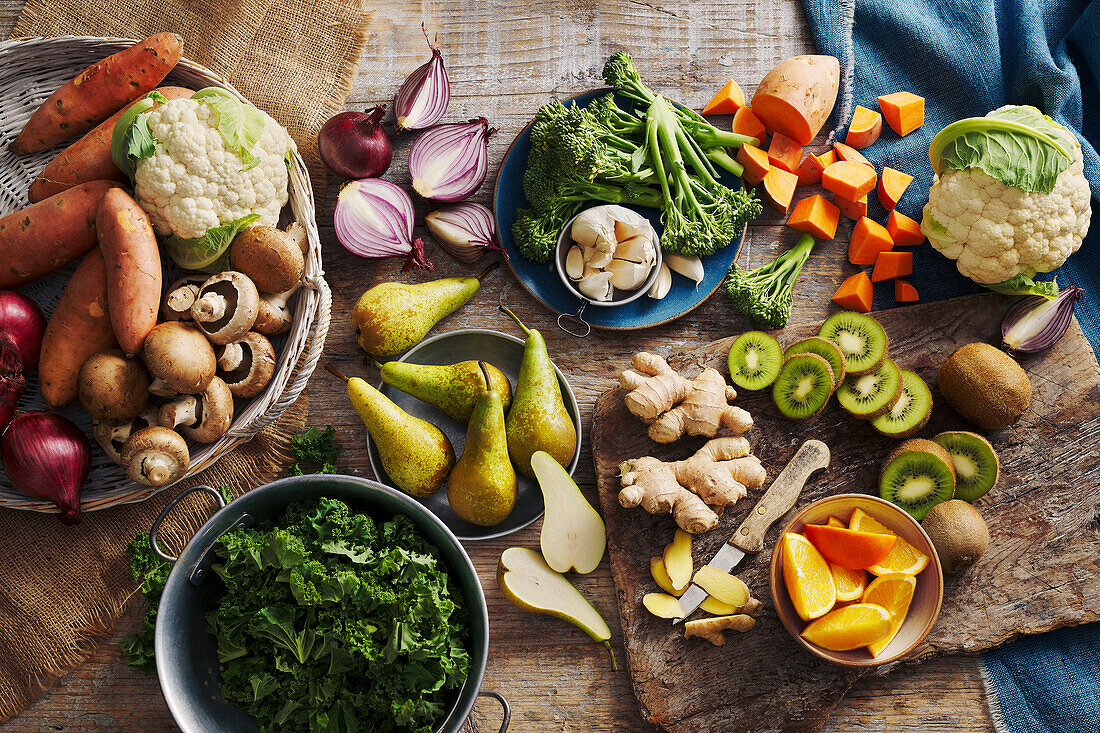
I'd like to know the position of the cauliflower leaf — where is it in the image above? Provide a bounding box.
[192,87,267,169]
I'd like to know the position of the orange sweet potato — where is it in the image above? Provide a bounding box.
[762,166,799,214]
[894,279,919,302]
[832,141,874,168]
[703,80,746,115]
[845,106,882,149]
[877,91,925,136]
[732,107,766,145]
[767,133,803,174]
[887,209,925,246]
[833,272,873,312]
[29,86,194,203]
[0,180,115,289]
[97,188,162,356]
[823,161,878,201]
[795,153,826,185]
[849,216,894,265]
[876,167,914,210]
[737,143,770,186]
[817,149,838,168]
[834,192,868,220]
[39,249,118,408]
[872,251,913,282]
[787,195,840,239]
[751,55,840,145]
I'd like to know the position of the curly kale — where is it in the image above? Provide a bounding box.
[119,532,174,674]
[287,425,341,476]
[725,234,817,327]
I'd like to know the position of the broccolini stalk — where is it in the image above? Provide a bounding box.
[725,234,817,327]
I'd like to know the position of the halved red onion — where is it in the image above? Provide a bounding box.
[334,179,430,270]
[409,118,495,202]
[394,28,449,131]
[424,203,504,264]
[1001,284,1083,354]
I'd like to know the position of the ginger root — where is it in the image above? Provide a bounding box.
[620,352,752,444]
[683,614,756,646]
[619,437,767,533]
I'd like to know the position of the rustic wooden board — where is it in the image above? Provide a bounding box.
[592,292,1100,733]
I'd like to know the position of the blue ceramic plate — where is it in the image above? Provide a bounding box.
[493,89,748,331]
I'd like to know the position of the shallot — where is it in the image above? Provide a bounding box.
[334,179,430,270]
[394,27,450,131]
[1,412,90,524]
[409,118,495,202]
[424,203,503,264]
[1001,284,1084,354]
[318,106,392,179]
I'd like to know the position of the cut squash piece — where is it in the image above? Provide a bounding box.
[832,272,873,313]
[834,193,868,221]
[796,153,827,186]
[702,79,747,115]
[762,166,799,214]
[787,194,840,239]
[849,216,894,265]
[894,279,919,302]
[872,251,913,282]
[845,106,882,149]
[737,143,770,186]
[732,106,766,145]
[767,132,803,174]
[887,210,925,246]
[823,161,877,200]
[877,91,925,136]
[832,142,873,168]
[877,167,914,210]
[816,149,838,168]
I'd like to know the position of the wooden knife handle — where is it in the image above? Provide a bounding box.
[729,439,831,553]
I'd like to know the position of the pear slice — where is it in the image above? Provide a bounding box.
[532,451,606,574]
[497,547,615,667]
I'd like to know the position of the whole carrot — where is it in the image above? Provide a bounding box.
[12,32,183,155]
[97,188,162,356]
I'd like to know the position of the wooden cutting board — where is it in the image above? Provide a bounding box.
[591,293,1100,733]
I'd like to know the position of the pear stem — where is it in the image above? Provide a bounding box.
[605,641,618,671]
[498,304,531,336]
[476,261,500,281]
[324,363,349,382]
[478,360,493,390]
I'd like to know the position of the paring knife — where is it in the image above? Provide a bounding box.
[672,439,831,624]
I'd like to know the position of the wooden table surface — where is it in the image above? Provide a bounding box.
[0,1,998,730]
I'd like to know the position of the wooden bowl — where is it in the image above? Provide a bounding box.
[769,493,944,666]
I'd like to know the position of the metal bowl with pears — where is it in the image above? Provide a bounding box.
[368,326,582,540]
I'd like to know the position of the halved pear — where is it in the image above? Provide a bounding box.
[532,451,606,574]
[497,547,615,667]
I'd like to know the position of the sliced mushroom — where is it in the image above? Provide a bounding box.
[160,276,207,322]
[216,332,276,398]
[253,287,296,336]
[143,322,216,395]
[78,350,150,422]
[229,225,306,293]
[158,376,234,443]
[92,408,157,465]
[122,426,190,488]
[191,271,259,345]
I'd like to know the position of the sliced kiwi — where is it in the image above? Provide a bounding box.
[879,438,956,520]
[783,337,847,391]
[872,370,932,438]
[728,331,783,390]
[836,357,902,419]
[819,312,889,375]
[772,353,834,420]
[932,431,1000,501]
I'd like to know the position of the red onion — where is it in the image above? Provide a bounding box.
[1001,284,1084,354]
[425,203,504,264]
[0,291,46,371]
[394,27,449,131]
[1,412,90,524]
[0,337,25,431]
[334,179,431,270]
[409,118,495,202]
[318,106,392,179]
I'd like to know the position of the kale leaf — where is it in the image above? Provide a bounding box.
[287,426,341,476]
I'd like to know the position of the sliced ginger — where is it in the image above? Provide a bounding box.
[693,566,750,608]
[651,555,687,596]
[643,592,686,619]
[662,529,694,590]
[684,614,756,645]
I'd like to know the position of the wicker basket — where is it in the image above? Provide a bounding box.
[0,36,331,513]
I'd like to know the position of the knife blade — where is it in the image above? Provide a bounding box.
[673,439,831,623]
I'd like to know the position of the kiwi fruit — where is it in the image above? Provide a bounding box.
[836,357,902,419]
[772,353,834,420]
[872,370,933,438]
[728,331,783,390]
[938,342,1031,429]
[783,337,847,391]
[932,431,1000,501]
[818,312,889,375]
[921,500,989,573]
[879,438,956,520]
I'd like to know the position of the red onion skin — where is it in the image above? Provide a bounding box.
[1001,284,1084,354]
[0,336,25,431]
[426,203,506,264]
[318,106,393,179]
[1,412,89,524]
[0,291,46,371]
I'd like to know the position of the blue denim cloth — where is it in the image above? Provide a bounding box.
[798,1,1099,731]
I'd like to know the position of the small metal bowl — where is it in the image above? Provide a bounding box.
[553,208,663,308]
[769,493,944,667]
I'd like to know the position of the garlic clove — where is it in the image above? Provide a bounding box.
[606,259,651,290]
[588,249,614,269]
[648,262,672,300]
[663,253,704,285]
[572,207,619,248]
[614,219,652,244]
[615,234,656,265]
[565,246,585,280]
[578,271,614,301]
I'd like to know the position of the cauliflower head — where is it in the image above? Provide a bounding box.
[133,94,290,240]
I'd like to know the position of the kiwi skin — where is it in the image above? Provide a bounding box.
[939,343,1031,429]
[879,438,956,520]
[921,500,989,574]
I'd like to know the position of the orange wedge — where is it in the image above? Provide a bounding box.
[861,573,917,657]
[831,564,867,602]
[800,603,891,651]
[849,508,931,576]
[802,523,898,570]
[781,532,836,621]
[826,516,846,528]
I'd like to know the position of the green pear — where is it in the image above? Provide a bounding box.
[327,365,454,497]
[353,263,497,357]
[500,306,577,477]
[497,547,615,668]
[379,359,512,424]
[446,363,517,526]
[531,451,606,574]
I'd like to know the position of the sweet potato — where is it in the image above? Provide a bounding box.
[795,153,827,186]
[39,249,118,408]
[732,107,766,145]
[787,194,840,239]
[703,80,746,115]
[845,106,882,149]
[0,180,115,289]
[822,161,877,200]
[29,86,194,203]
[849,216,894,265]
[887,209,925,246]
[894,279,919,302]
[12,33,183,154]
[737,143,770,186]
[97,188,162,356]
[834,192,868,220]
[761,166,799,214]
[876,167,913,210]
[751,55,840,145]
[877,92,925,136]
[872,251,913,282]
[833,272,873,312]
[767,133,803,174]
[832,142,873,168]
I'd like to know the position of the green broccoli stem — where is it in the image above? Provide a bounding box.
[706,149,744,178]
[648,96,709,215]
[681,119,759,150]
[753,234,816,297]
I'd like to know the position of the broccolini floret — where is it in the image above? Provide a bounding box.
[725,234,817,327]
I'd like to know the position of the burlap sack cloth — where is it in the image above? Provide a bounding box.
[0,0,369,720]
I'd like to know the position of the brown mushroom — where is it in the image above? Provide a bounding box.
[230,225,306,293]
[143,322,216,395]
[121,426,190,487]
[92,408,158,465]
[191,271,259,345]
[157,376,234,443]
[160,276,208,322]
[253,287,296,336]
[216,332,276,398]
[78,350,150,422]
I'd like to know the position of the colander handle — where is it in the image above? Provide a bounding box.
[474,690,510,732]
[149,485,227,563]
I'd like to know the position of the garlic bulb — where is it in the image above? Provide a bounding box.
[564,205,659,302]
[577,271,614,301]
